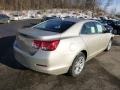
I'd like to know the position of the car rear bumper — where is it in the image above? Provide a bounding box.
[14,46,69,75]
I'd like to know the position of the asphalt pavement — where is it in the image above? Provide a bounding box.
[0,20,120,90]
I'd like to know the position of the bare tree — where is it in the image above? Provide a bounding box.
[0,0,99,11]
[104,0,113,11]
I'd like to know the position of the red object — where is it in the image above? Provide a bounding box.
[32,40,60,51]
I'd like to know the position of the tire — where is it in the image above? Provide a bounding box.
[105,40,112,51]
[68,52,85,77]
[113,30,117,35]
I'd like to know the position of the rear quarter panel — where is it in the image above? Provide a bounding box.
[55,36,87,67]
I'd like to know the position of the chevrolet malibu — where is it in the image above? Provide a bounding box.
[14,18,113,77]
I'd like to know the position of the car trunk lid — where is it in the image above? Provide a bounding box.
[15,28,61,55]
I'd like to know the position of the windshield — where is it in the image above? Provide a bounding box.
[115,21,120,25]
[33,19,75,33]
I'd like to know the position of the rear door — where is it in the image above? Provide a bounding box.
[80,22,103,59]
[94,22,111,49]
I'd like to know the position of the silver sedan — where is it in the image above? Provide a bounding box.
[14,18,113,77]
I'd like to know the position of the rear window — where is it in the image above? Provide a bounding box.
[33,19,75,33]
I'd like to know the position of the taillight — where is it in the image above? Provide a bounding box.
[32,40,60,51]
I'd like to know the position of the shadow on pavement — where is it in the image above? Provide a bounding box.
[0,36,26,70]
[112,36,120,46]
[112,40,120,46]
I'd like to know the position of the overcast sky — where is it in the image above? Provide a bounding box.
[100,0,120,14]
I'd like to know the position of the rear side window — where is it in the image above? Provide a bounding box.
[33,19,75,33]
[94,22,105,33]
[81,22,97,34]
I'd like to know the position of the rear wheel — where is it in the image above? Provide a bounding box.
[113,29,117,35]
[68,52,85,77]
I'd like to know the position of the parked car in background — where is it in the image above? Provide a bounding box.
[14,18,113,77]
[41,16,59,21]
[103,25,113,33]
[106,20,120,35]
[99,16,108,20]
[97,20,113,33]
[0,14,10,23]
[10,14,24,21]
[10,14,20,20]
